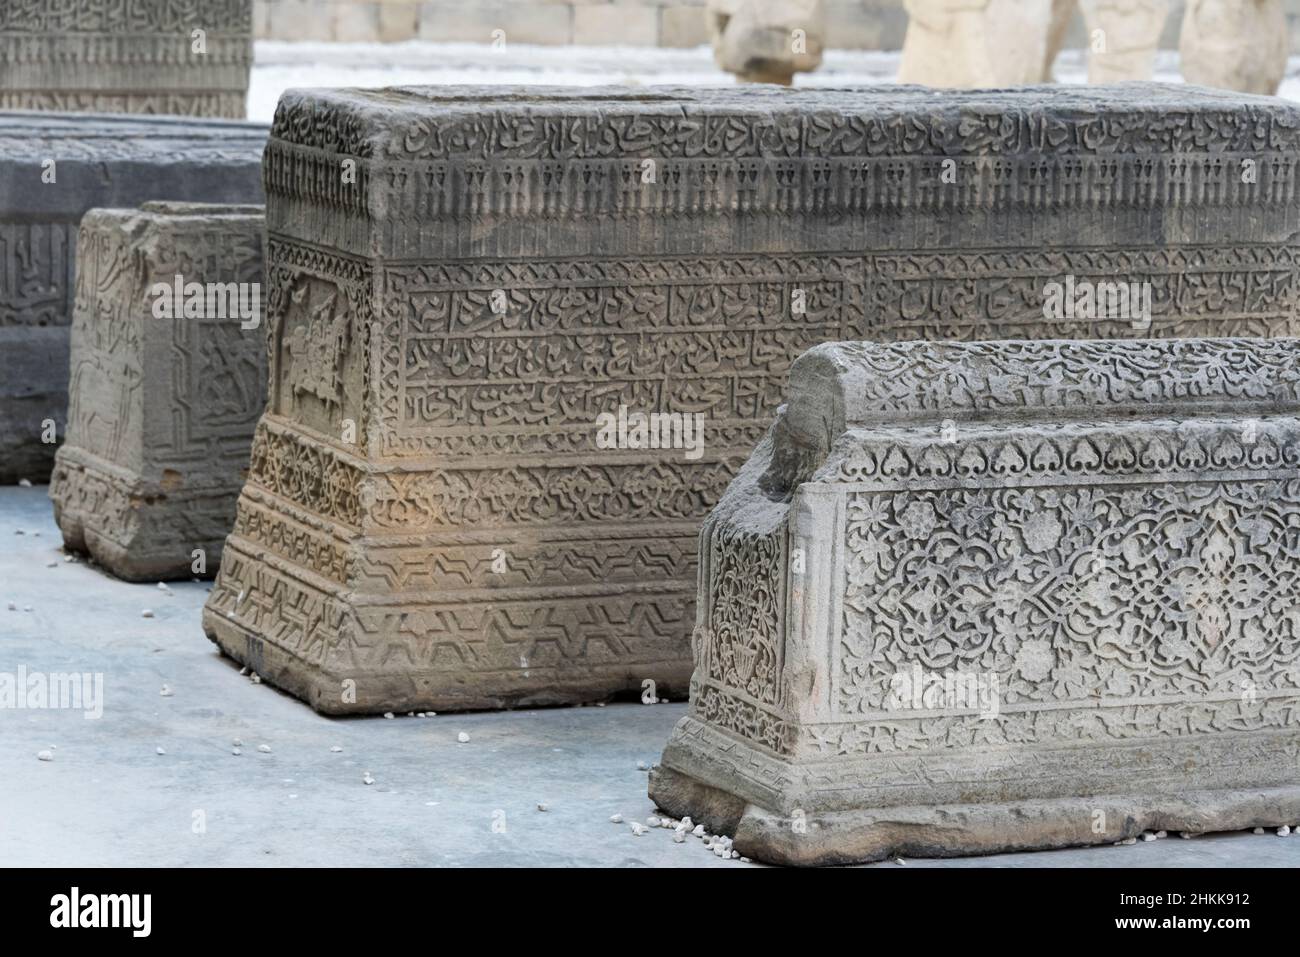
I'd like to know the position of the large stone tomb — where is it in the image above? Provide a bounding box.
[0,0,253,118]
[203,84,1300,714]
[650,337,1300,865]
[0,111,266,485]
[50,203,266,582]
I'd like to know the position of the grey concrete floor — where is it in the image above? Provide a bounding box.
[2,484,1298,867]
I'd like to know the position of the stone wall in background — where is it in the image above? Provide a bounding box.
[252,0,1300,52]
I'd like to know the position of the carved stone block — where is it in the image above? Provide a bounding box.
[49,202,266,582]
[650,337,1300,865]
[203,85,1300,714]
[0,111,266,484]
[0,0,253,119]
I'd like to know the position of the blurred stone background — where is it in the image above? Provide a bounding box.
[252,0,1300,50]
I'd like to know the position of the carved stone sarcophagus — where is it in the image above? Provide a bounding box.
[204,85,1300,714]
[650,338,1300,865]
[0,0,253,119]
[50,202,266,582]
[0,111,266,485]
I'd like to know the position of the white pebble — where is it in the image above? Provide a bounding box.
[457,732,470,743]
[18,478,31,487]
[6,602,14,611]
[1180,832,1195,839]
[636,760,649,771]
[232,738,243,747]
[609,814,623,824]
[680,817,692,828]
[740,857,751,863]
[329,745,342,753]
[256,744,271,753]
[238,666,249,676]
[141,609,154,618]
[383,712,394,720]
[155,747,166,755]
[231,748,241,755]
[1141,831,1156,842]
[692,824,705,837]
[630,823,647,836]
[1155,830,1167,839]
[1279,825,1292,836]
[646,816,661,827]
[159,685,173,697]
[249,673,261,684]
[537,803,549,812]
[362,772,375,785]
[37,749,53,761]
[1254,826,1266,835]
[673,830,686,843]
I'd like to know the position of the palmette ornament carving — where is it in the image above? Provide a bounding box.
[209,85,1300,715]
[651,338,1300,866]
[0,0,252,119]
[49,202,266,581]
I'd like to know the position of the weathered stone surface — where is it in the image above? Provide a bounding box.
[203,84,1300,715]
[49,202,266,582]
[707,0,823,84]
[651,337,1300,865]
[899,0,1052,88]
[0,0,252,118]
[0,111,266,485]
[1181,0,1288,96]
[1080,0,1170,83]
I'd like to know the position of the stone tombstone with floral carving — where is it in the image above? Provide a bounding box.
[49,202,266,582]
[0,0,252,118]
[650,337,1300,866]
[203,85,1300,715]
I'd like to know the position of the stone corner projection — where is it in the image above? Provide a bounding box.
[50,202,267,582]
[0,111,267,486]
[0,0,253,119]
[649,337,1300,866]
[204,83,1300,715]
